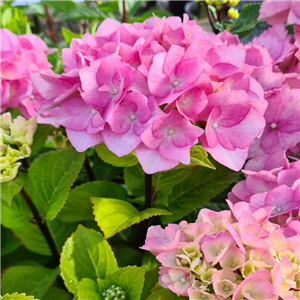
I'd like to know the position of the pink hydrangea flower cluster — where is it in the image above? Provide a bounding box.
[30,15,273,173]
[142,202,300,299]
[228,160,299,232]
[0,29,55,118]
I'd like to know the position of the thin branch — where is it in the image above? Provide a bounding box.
[84,156,95,181]
[44,5,56,44]
[122,0,127,23]
[203,3,219,34]
[21,188,60,265]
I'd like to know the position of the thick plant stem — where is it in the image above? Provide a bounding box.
[21,188,60,265]
[135,173,154,248]
[44,5,56,44]
[144,173,153,209]
[122,0,127,23]
[84,156,95,181]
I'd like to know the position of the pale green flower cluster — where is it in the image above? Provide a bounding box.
[0,113,37,182]
[102,285,126,300]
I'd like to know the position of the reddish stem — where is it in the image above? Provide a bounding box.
[44,5,56,44]
[122,0,127,23]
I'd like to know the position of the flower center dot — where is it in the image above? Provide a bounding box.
[168,128,175,135]
[216,251,220,255]
[179,277,186,283]
[231,263,235,268]
[276,207,283,212]
[113,88,119,95]
[201,295,207,299]
[29,95,35,100]
[269,123,277,129]
[181,98,187,105]
[129,114,136,121]
[224,286,231,292]
[172,80,179,87]
[211,122,218,129]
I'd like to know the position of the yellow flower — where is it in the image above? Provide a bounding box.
[228,7,239,19]
[229,0,239,6]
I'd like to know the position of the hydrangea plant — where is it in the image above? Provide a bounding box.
[0,1,299,300]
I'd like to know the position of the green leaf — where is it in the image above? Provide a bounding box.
[129,9,172,23]
[140,266,159,300]
[124,164,145,197]
[58,4,106,20]
[91,198,172,238]
[95,144,138,167]
[230,4,263,39]
[1,6,31,35]
[12,223,51,256]
[61,28,79,43]
[147,284,188,300]
[1,294,37,300]
[1,266,59,299]
[98,266,146,300]
[42,287,72,300]
[31,124,52,156]
[57,181,128,223]
[111,242,142,268]
[28,149,85,221]
[1,226,21,256]
[46,219,77,252]
[60,225,118,295]
[1,193,32,229]
[189,145,215,169]
[161,162,238,224]
[1,177,23,207]
[41,0,76,12]
[77,279,100,300]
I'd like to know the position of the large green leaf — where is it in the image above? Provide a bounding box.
[77,279,100,300]
[42,287,72,300]
[1,177,23,207]
[111,242,142,268]
[230,4,263,39]
[1,294,37,300]
[124,164,193,199]
[1,226,21,256]
[95,144,138,167]
[140,267,159,300]
[12,223,51,256]
[124,164,145,197]
[46,219,77,252]
[91,198,172,238]
[28,149,85,221]
[57,181,128,223]
[98,266,146,300]
[147,284,188,300]
[60,225,118,295]
[161,163,237,224]
[58,4,106,20]
[1,266,59,299]
[1,193,32,229]
[41,0,76,12]
[31,125,52,156]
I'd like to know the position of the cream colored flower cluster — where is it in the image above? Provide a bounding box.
[0,112,36,182]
